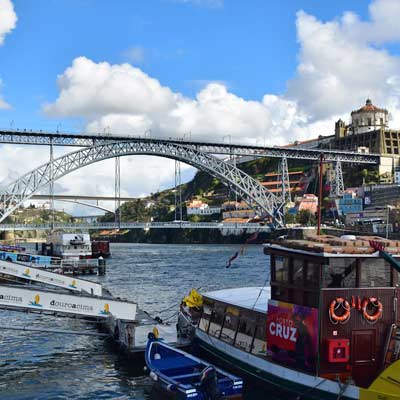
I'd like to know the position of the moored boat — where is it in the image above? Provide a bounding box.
[145,332,243,399]
[189,235,400,399]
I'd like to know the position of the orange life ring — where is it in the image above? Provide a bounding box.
[329,298,351,324]
[361,297,383,323]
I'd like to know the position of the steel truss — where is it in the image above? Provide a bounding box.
[329,161,344,197]
[0,141,285,227]
[277,156,291,205]
[0,129,380,164]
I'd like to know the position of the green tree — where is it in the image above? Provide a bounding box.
[297,209,316,226]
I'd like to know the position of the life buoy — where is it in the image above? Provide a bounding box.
[361,297,383,323]
[329,298,351,324]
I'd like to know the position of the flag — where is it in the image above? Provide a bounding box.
[225,251,239,268]
[245,232,259,243]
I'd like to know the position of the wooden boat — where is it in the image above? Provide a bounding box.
[186,235,400,399]
[145,332,243,399]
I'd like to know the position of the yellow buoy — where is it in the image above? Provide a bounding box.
[153,327,159,338]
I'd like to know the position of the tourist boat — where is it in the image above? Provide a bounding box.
[145,332,243,399]
[189,235,400,399]
[41,231,92,260]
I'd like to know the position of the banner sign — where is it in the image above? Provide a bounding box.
[0,260,102,296]
[0,285,137,321]
[267,300,318,372]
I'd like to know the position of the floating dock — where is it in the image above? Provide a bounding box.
[0,257,186,354]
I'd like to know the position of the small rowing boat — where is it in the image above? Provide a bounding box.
[145,332,243,399]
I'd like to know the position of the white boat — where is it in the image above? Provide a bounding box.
[190,236,400,400]
[44,231,92,260]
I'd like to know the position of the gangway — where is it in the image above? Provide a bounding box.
[0,259,102,296]
[0,285,137,321]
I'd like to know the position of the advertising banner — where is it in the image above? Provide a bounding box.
[0,260,102,296]
[267,300,318,372]
[0,285,136,321]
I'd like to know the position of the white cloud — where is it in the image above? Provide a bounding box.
[3,0,398,215]
[0,79,10,109]
[288,4,400,121]
[0,0,17,109]
[0,0,17,45]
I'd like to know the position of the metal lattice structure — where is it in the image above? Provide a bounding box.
[114,156,121,226]
[329,161,344,197]
[0,141,285,227]
[0,129,380,164]
[277,156,291,205]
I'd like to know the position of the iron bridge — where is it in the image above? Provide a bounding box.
[0,129,380,163]
[0,141,285,227]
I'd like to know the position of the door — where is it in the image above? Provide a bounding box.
[351,329,377,387]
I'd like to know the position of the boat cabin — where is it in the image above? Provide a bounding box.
[198,287,270,357]
[197,235,400,389]
[265,234,400,387]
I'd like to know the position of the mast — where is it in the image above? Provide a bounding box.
[317,153,324,235]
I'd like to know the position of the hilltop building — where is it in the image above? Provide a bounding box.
[335,190,363,216]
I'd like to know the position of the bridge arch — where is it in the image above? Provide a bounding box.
[0,141,284,227]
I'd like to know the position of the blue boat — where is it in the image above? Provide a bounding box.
[145,333,243,399]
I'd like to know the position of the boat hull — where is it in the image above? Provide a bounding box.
[195,329,359,400]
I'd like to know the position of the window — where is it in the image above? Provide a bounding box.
[306,262,320,286]
[209,304,225,337]
[252,319,267,355]
[199,302,213,332]
[221,311,239,344]
[292,259,304,284]
[323,258,357,288]
[360,259,391,287]
[235,312,256,352]
[274,255,289,283]
[368,118,372,126]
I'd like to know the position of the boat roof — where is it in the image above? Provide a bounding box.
[265,234,400,257]
[203,286,270,313]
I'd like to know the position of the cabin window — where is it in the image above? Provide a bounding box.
[306,262,320,287]
[199,302,213,332]
[221,312,239,344]
[274,255,289,283]
[252,320,267,356]
[360,259,391,287]
[324,258,357,288]
[209,304,225,337]
[235,313,256,352]
[292,259,304,284]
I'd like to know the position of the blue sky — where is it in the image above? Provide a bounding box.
[1,0,400,213]
[0,0,371,131]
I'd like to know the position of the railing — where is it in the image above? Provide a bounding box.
[0,221,272,231]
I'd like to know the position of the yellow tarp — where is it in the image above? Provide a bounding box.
[183,289,203,308]
[360,360,400,400]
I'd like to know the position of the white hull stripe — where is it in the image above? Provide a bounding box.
[196,329,359,399]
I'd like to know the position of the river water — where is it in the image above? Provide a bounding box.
[0,243,285,399]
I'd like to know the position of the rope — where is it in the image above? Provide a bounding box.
[294,378,327,400]
[251,276,269,311]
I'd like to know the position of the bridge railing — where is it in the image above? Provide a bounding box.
[0,221,272,231]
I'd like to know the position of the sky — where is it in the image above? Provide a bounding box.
[1,0,400,215]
